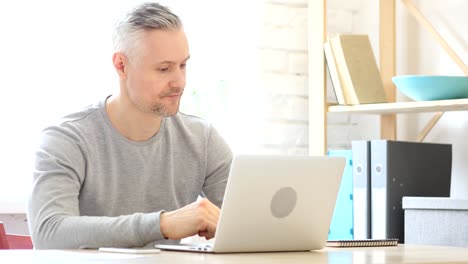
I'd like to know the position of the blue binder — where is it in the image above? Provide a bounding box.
[327,150,354,240]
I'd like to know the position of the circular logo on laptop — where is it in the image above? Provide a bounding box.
[270,187,297,218]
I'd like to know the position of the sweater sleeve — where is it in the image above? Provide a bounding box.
[202,125,233,208]
[27,127,166,249]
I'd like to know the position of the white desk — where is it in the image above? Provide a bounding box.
[1,245,468,263]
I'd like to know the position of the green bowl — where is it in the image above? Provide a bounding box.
[392,75,468,101]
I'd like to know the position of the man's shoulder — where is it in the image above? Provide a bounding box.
[56,103,101,127]
[37,102,104,152]
[43,101,103,137]
[169,112,212,130]
[62,103,101,124]
[164,112,216,142]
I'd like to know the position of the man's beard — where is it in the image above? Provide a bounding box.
[149,99,180,116]
[150,103,171,116]
[149,87,183,116]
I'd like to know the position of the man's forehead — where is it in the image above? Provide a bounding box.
[139,29,189,62]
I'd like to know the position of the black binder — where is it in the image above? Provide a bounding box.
[370,140,452,243]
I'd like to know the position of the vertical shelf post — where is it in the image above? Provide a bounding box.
[380,0,397,140]
[308,0,327,155]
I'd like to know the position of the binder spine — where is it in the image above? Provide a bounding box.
[351,140,371,239]
[370,140,388,239]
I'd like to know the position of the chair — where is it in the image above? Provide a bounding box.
[0,221,33,249]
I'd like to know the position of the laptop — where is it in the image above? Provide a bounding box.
[155,155,345,253]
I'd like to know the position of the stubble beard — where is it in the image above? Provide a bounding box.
[150,103,171,117]
[148,87,184,116]
[149,97,181,117]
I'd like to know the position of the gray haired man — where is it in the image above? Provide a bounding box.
[28,2,232,249]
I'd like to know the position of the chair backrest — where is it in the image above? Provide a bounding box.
[0,222,33,249]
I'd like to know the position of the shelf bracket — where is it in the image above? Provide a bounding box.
[416,111,444,142]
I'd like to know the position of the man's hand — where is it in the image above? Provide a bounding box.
[160,198,220,240]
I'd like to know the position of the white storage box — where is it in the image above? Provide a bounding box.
[403,197,468,247]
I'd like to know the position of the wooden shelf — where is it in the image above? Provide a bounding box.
[328,98,468,114]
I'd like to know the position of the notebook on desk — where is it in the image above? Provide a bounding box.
[155,155,346,253]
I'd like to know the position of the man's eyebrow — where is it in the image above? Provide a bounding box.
[157,56,190,64]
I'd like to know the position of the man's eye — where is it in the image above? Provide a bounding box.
[180,64,187,69]
[158,67,169,72]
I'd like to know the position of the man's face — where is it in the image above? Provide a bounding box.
[123,28,189,116]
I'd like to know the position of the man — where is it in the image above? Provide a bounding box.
[27,2,232,249]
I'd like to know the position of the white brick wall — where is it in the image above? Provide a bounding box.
[266,0,307,7]
[261,73,308,96]
[259,0,364,153]
[261,49,288,73]
[261,27,308,51]
[259,1,308,155]
[288,52,308,75]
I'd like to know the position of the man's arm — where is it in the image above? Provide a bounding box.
[27,128,166,249]
[202,126,233,207]
[160,198,220,240]
[160,125,232,240]
[28,125,231,249]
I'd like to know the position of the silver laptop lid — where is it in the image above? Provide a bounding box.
[211,155,345,253]
[155,155,345,253]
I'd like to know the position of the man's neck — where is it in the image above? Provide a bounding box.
[105,94,163,142]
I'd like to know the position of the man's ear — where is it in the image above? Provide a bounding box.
[112,52,128,79]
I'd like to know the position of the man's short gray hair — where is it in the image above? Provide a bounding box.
[113,2,182,61]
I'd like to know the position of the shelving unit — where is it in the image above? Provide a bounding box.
[328,99,468,114]
[308,0,397,155]
[307,0,467,155]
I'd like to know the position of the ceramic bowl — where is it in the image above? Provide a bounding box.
[392,75,468,101]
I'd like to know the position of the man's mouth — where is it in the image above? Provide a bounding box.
[162,89,184,98]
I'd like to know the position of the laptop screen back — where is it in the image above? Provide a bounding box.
[211,155,345,253]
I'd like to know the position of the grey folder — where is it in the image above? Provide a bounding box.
[370,140,452,243]
[351,140,371,239]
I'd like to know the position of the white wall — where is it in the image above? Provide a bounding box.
[395,0,468,197]
[257,0,309,155]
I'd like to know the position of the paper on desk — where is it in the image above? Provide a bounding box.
[0,250,145,264]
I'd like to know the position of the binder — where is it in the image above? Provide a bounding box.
[370,140,452,243]
[328,150,353,240]
[351,140,371,239]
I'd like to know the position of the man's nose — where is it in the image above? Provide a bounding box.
[169,68,186,88]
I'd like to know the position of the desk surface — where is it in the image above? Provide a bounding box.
[1,245,468,264]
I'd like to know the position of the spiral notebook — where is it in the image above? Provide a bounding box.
[326,238,398,247]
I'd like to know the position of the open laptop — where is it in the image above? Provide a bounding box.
[155,155,345,253]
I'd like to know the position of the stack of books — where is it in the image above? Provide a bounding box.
[324,34,388,105]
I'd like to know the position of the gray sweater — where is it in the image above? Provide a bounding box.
[27,99,233,249]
